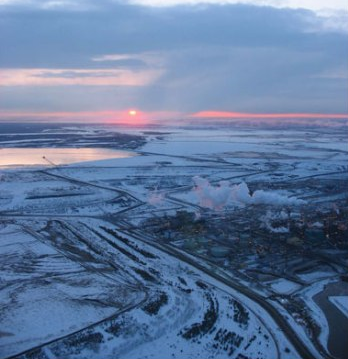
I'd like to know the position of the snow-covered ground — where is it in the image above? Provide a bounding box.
[0,123,347,359]
[267,279,301,295]
[329,296,348,318]
[0,223,143,358]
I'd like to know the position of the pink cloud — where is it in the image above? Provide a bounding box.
[0,68,163,86]
[191,111,348,119]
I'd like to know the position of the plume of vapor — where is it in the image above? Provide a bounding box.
[148,190,165,206]
[193,177,232,210]
[260,210,290,233]
[193,176,305,210]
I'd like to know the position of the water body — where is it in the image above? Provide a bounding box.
[314,281,348,359]
[0,148,135,167]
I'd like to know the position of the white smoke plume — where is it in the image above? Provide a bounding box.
[265,223,289,233]
[260,210,290,233]
[193,176,305,210]
[148,190,165,206]
[193,177,231,210]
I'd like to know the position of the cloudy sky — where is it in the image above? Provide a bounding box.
[0,0,347,121]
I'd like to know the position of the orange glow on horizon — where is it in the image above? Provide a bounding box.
[0,110,347,124]
[191,111,348,119]
[0,110,180,124]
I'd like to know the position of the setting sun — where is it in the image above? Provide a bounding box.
[129,110,137,116]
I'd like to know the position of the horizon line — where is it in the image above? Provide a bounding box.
[0,110,347,122]
[190,111,348,119]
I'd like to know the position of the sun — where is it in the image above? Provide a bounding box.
[124,109,146,125]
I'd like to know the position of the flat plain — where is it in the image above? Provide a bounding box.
[1,121,347,359]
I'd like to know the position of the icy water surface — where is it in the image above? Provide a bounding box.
[0,147,136,167]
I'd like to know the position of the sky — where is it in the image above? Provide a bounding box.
[0,0,347,122]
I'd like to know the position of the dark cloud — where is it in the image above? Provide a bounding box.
[0,1,347,113]
[153,46,348,112]
[1,2,346,67]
